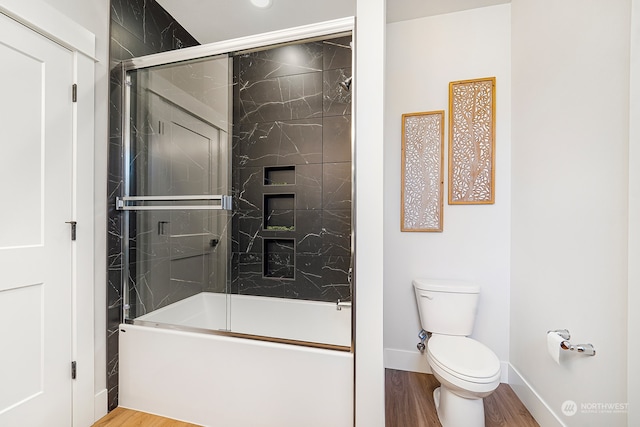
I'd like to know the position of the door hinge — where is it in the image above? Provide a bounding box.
[72,84,77,102]
[71,361,77,380]
[65,221,77,241]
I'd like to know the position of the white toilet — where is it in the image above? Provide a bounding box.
[413,278,501,427]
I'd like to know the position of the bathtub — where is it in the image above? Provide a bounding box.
[132,292,352,347]
[119,293,354,426]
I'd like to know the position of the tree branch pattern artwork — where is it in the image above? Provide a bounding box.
[401,111,444,232]
[449,77,496,204]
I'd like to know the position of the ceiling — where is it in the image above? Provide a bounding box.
[156,0,510,45]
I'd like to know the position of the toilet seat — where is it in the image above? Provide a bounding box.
[427,335,500,384]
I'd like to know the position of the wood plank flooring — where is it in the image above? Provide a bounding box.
[92,407,201,427]
[95,370,538,427]
[385,369,539,427]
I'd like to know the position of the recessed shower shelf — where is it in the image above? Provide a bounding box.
[263,238,295,279]
[263,194,295,231]
[264,166,295,186]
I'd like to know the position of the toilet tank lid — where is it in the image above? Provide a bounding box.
[413,278,479,293]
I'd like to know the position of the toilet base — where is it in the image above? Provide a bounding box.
[433,386,486,427]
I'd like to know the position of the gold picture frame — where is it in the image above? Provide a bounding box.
[448,77,496,204]
[401,111,444,232]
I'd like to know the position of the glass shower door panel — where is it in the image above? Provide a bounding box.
[124,55,232,331]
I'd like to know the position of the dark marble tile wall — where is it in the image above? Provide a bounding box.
[232,36,353,302]
[107,0,198,411]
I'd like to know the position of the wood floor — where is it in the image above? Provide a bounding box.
[94,370,538,427]
[92,407,201,427]
[385,369,539,427]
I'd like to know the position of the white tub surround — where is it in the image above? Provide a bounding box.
[119,324,354,427]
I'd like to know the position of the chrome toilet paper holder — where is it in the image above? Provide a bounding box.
[548,329,596,356]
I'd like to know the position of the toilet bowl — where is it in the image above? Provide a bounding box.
[413,279,501,427]
[427,335,500,427]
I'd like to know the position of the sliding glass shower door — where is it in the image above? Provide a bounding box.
[117,33,353,349]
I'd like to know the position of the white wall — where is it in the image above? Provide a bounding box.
[629,2,640,424]
[384,5,511,378]
[511,1,630,426]
[40,0,110,419]
[355,0,386,425]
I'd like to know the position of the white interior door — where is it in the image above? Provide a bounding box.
[0,12,74,426]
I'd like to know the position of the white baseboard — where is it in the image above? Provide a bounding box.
[384,348,509,383]
[508,364,565,427]
[94,389,108,422]
[384,348,431,373]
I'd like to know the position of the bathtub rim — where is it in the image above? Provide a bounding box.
[125,318,352,352]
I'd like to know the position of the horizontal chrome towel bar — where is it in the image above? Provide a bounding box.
[116,195,232,211]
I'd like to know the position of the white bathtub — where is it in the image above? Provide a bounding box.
[134,292,352,347]
[119,293,354,426]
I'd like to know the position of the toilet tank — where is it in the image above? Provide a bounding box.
[413,278,480,336]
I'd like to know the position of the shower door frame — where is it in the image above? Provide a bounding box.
[119,17,356,351]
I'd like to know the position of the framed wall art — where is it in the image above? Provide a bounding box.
[401,110,444,232]
[448,77,496,204]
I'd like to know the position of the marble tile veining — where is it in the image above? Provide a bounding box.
[238,72,323,123]
[323,115,352,163]
[237,119,323,167]
[323,162,352,211]
[238,42,323,83]
[323,36,352,71]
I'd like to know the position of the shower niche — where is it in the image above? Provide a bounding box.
[263,193,295,231]
[264,166,296,186]
[263,238,295,279]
